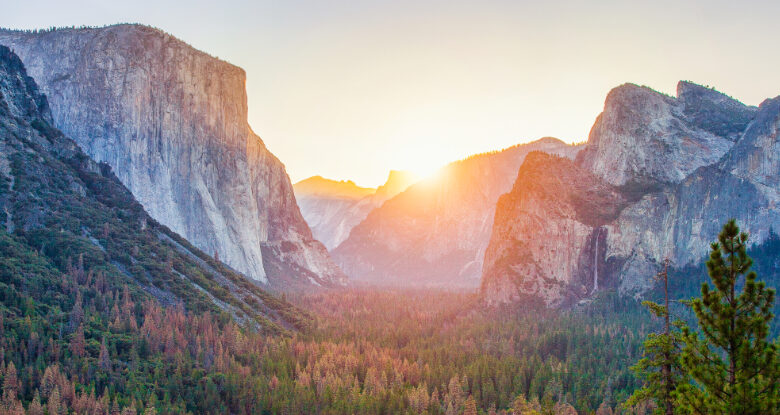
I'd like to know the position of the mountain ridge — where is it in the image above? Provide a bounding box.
[482,81,779,306]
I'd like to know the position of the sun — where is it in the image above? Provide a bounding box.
[406,164,440,182]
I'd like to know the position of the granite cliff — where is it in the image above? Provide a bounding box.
[334,138,583,287]
[0,44,305,331]
[481,152,628,306]
[0,25,345,289]
[482,81,779,306]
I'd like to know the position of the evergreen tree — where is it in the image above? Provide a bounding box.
[626,259,687,414]
[29,391,44,415]
[463,396,478,415]
[677,219,779,414]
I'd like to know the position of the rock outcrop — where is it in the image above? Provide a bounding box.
[294,171,416,250]
[0,25,345,289]
[334,138,583,288]
[0,44,305,330]
[576,83,749,186]
[481,153,627,306]
[482,81,779,306]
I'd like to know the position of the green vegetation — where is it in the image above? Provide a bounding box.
[0,194,778,414]
[625,261,688,415]
[628,220,779,414]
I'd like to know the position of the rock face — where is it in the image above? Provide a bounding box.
[481,153,627,307]
[482,81,780,306]
[0,25,345,289]
[294,171,416,250]
[333,138,583,288]
[0,44,305,330]
[576,83,748,186]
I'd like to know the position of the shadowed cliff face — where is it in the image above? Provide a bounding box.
[333,138,583,288]
[0,25,346,289]
[483,81,780,306]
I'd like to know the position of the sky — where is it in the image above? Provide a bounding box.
[4,0,780,187]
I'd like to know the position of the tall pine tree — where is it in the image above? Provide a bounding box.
[626,259,688,415]
[677,219,779,414]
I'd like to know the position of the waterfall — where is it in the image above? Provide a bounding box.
[593,228,600,293]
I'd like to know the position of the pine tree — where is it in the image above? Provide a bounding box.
[677,219,779,414]
[626,259,687,414]
[512,394,541,415]
[1,362,17,398]
[463,396,478,415]
[47,388,62,415]
[99,337,112,372]
[70,325,86,357]
[28,391,44,415]
[595,401,613,415]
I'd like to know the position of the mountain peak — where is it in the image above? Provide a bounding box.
[676,80,731,101]
[676,80,757,140]
[534,136,565,145]
[375,170,417,198]
[578,80,743,186]
[602,83,672,114]
[294,176,376,199]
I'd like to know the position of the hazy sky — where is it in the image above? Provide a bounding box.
[5,0,780,187]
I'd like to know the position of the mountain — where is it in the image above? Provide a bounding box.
[481,152,628,306]
[482,81,779,306]
[333,138,583,288]
[0,25,345,289]
[294,171,416,250]
[576,82,751,187]
[294,176,376,199]
[0,44,304,332]
[374,170,417,199]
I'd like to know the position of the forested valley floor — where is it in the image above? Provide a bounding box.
[0,228,776,414]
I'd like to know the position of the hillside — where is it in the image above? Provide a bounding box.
[0,43,313,412]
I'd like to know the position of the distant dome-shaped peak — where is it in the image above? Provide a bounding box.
[293,176,375,199]
[376,170,417,198]
[603,83,671,110]
[534,136,565,145]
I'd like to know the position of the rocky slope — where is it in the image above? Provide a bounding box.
[294,171,416,250]
[333,138,583,288]
[0,25,345,289]
[0,44,305,331]
[482,81,779,306]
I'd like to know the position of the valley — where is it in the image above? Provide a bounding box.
[0,13,777,415]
